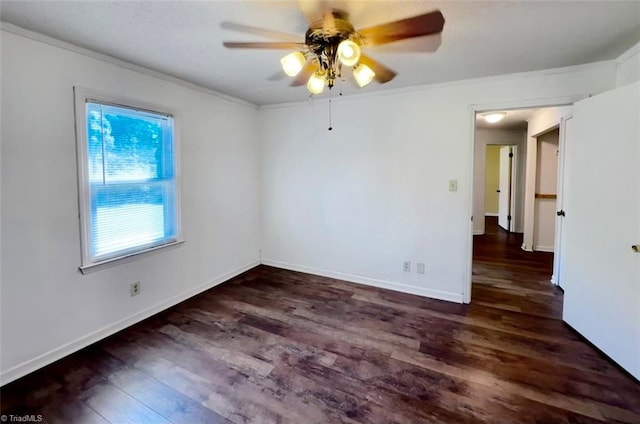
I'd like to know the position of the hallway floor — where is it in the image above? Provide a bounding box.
[472,216,560,319]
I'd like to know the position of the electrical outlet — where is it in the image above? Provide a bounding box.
[403,261,411,272]
[130,282,141,297]
[417,263,425,274]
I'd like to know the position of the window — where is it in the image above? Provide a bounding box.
[75,88,181,272]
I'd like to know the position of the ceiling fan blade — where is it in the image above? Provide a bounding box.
[290,61,319,86]
[368,32,442,53]
[223,41,305,49]
[358,55,397,84]
[221,22,299,42]
[358,10,444,46]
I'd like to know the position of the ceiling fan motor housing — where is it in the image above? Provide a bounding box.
[305,9,363,85]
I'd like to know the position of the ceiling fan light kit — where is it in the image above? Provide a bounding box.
[353,63,375,87]
[280,51,306,77]
[307,72,327,94]
[281,35,370,92]
[336,39,361,67]
[223,7,445,96]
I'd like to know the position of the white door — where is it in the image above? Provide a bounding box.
[497,146,512,231]
[563,82,640,380]
[552,116,573,288]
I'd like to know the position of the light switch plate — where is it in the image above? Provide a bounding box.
[449,180,458,192]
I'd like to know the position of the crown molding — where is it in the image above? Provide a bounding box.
[0,21,258,109]
[259,60,616,110]
[1,20,623,111]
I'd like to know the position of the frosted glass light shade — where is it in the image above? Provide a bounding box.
[337,40,361,66]
[353,64,375,87]
[280,52,305,77]
[307,73,326,94]
[483,112,506,123]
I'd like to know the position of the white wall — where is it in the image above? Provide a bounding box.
[0,31,261,384]
[259,63,616,304]
[523,106,572,251]
[533,129,559,251]
[473,129,526,235]
[616,42,640,87]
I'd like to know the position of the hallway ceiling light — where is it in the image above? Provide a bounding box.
[483,112,507,124]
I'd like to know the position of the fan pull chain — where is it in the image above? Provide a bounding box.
[328,89,333,131]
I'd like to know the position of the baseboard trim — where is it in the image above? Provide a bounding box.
[261,259,464,304]
[484,213,498,217]
[534,245,555,253]
[473,230,485,235]
[550,275,564,290]
[0,259,261,386]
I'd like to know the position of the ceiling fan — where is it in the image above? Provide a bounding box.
[222,6,445,95]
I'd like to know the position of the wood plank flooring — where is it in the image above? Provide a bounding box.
[2,218,638,423]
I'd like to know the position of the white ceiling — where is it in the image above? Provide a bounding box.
[1,1,639,106]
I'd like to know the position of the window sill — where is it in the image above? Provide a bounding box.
[78,240,185,275]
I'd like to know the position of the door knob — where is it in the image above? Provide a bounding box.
[633,245,640,253]
[556,210,565,217]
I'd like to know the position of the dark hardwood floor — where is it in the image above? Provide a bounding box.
[2,218,639,423]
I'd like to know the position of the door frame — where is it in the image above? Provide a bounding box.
[464,96,581,304]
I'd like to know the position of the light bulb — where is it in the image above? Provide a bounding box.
[337,39,361,67]
[280,51,305,77]
[483,112,506,123]
[353,64,375,87]
[307,73,326,94]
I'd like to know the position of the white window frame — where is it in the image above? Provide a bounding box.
[74,87,183,274]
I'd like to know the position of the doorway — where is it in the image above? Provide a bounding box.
[466,104,573,303]
[531,128,559,253]
[483,144,518,232]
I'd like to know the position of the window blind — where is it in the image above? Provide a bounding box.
[84,101,177,263]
